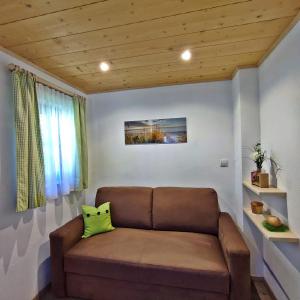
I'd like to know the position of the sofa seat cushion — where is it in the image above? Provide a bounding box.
[64,228,229,294]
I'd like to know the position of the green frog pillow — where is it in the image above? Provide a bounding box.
[81,202,115,238]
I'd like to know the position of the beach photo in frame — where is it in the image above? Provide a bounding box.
[124,117,187,145]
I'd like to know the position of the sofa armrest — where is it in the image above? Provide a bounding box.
[49,215,83,297]
[218,212,250,300]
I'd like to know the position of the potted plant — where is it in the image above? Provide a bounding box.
[251,143,266,172]
[250,143,268,187]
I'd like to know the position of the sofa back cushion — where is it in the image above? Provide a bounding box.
[153,187,220,234]
[95,187,153,229]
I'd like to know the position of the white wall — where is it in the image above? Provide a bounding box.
[232,72,243,225]
[231,22,300,299]
[232,68,260,228]
[232,68,265,277]
[0,50,86,300]
[258,22,300,300]
[87,81,235,214]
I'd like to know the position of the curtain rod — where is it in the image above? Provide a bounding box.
[8,63,79,98]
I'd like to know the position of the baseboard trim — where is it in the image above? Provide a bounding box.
[32,283,51,300]
[252,276,277,300]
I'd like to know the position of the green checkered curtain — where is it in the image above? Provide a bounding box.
[73,95,88,190]
[12,68,46,212]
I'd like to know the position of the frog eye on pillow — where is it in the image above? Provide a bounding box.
[81,202,115,238]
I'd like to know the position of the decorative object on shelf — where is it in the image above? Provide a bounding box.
[248,143,282,188]
[244,208,298,242]
[262,220,289,232]
[265,215,282,227]
[269,157,282,188]
[252,172,269,188]
[251,143,266,172]
[251,201,264,214]
[124,117,187,145]
[263,213,289,232]
[250,143,269,187]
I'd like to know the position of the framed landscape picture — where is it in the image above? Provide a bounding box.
[124,117,187,145]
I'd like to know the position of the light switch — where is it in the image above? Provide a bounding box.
[220,159,229,167]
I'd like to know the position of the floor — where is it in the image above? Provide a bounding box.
[39,290,78,300]
[40,280,276,300]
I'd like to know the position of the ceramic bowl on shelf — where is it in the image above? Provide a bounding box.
[251,201,264,214]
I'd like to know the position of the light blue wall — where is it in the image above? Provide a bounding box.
[87,81,235,214]
[0,50,86,300]
[258,22,300,300]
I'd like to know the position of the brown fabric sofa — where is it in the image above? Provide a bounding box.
[50,187,250,300]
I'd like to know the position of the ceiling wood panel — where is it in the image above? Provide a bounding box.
[72,68,235,93]
[63,60,254,91]
[9,0,300,59]
[0,0,247,46]
[50,52,264,78]
[0,0,104,25]
[0,0,299,93]
[32,17,291,69]
[62,37,272,87]
[48,36,273,79]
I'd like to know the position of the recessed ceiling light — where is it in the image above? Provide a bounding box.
[181,49,192,61]
[99,62,110,72]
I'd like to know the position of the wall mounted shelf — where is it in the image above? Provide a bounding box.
[243,180,286,197]
[243,208,298,243]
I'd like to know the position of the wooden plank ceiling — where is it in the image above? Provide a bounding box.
[0,0,299,94]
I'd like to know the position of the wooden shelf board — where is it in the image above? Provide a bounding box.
[243,180,286,197]
[244,208,299,243]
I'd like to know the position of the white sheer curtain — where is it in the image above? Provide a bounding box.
[37,83,79,199]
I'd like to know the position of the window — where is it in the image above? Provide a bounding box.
[37,83,79,199]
